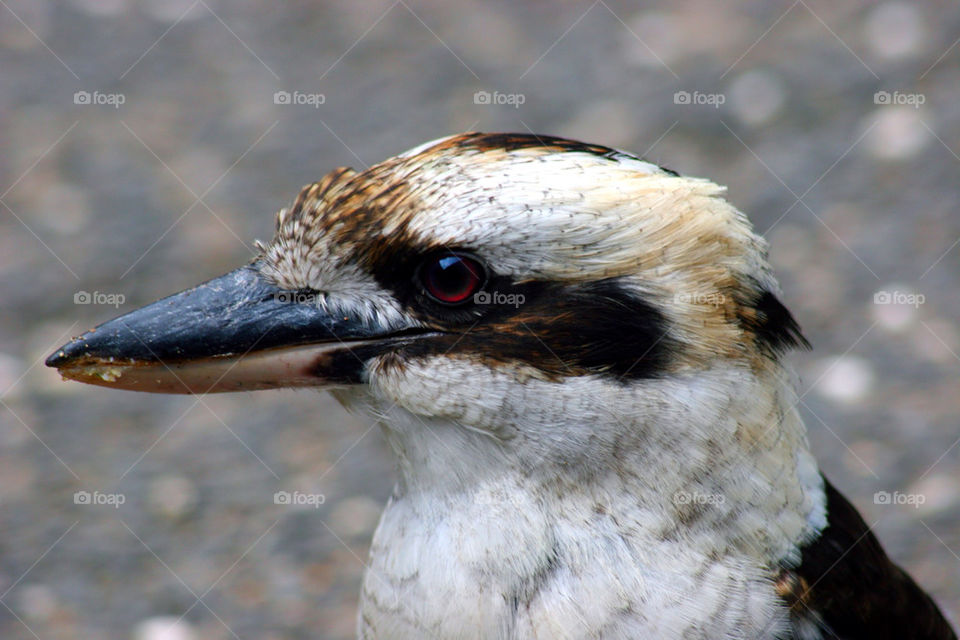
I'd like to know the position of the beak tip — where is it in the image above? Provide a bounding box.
[45,350,65,368]
[46,334,93,369]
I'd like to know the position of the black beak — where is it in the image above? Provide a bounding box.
[46,264,426,393]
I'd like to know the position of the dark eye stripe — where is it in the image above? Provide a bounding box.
[386,279,677,381]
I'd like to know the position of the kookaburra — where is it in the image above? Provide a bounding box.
[48,133,955,639]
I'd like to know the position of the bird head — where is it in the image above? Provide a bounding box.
[48,133,821,558]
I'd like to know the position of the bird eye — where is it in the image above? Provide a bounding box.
[420,253,485,305]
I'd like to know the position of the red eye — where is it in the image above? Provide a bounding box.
[421,253,485,304]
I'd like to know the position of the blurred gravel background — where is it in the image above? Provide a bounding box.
[1,1,958,638]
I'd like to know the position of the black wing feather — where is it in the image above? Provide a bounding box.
[784,475,956,639]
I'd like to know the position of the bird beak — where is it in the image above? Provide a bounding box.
[46,264,422,394]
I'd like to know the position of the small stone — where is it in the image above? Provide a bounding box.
[147,475,199,521]
[727,69,785,126]
[865,3,926,60]
[812,355,875,404]
[132,617,196,640]
[866,107,930,160]
[870,284,922,333]
[18,584,57,621]
[910,473,957,516]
